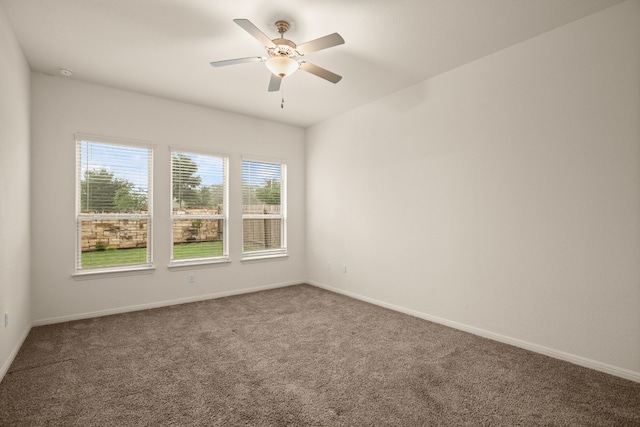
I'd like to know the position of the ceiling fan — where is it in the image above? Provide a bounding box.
[210,19,345,92]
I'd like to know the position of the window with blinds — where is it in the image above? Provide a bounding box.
[76,136,153,272]
[171,149,228,264]
[242,159,287,258]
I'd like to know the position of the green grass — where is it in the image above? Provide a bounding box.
[81,241,224,268]
[172,241,223,260]
[82,247,147,268]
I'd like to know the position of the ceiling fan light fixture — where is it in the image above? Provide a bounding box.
[266,56,299,78]
[210,19,344,93]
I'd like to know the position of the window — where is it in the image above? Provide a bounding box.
[171,149,228,265]
[242,159,287,258]
[76,135,153,273]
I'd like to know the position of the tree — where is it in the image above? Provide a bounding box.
[254,179,281,205]
[242,184,255,206]
[188,184,224,211]
[192,185,212,209]
[172,153,201,209]
[81,169,141,213]
[114,187,148,212]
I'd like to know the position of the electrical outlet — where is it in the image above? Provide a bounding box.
[327,262,332,270]
[4,312,8,328]
[188,274,195,283]
[342,265,348,273]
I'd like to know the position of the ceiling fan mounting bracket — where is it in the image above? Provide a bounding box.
[275,21,290,35]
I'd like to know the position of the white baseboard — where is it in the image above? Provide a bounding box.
[308,280,640,384]
[32,280,303,326]
[0,324,31,384]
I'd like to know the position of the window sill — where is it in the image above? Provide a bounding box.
[72,265,156,280]
[241,253,289,262]
[168,258,231,270]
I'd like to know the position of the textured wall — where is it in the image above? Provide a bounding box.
[306,1,640,378]
[0,3,31,379]
[31,74,305,322]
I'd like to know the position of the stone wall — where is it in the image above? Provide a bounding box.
[81,217,223,252]
[81,207,282,252]
[172,219,222,245]
[81,219,148,252]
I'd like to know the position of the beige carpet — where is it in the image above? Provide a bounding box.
[1,284,639,426]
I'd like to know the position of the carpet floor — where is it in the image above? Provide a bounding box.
[1,284,639,426]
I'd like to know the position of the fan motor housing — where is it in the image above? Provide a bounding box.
[269,39,298,58]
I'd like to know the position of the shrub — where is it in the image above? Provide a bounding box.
[94,241,107,251]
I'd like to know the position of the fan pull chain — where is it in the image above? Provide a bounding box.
[281,84,285,109]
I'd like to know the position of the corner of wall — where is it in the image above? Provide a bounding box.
[0,2,33,383]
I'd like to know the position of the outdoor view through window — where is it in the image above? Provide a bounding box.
[171,150,228,263]
[76,139,284,270]
[76,137,152,271]
[242,159,286,257]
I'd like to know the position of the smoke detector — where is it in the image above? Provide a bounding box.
[59,68,73,77]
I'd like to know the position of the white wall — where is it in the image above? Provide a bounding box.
[31,74,305,323]
[0,4,31,379]
[306,0,640,379]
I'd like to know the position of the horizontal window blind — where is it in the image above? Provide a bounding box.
[76,138,153,271]
[78,141,151,214]
[242,159,286,256]
[171,150,228,263]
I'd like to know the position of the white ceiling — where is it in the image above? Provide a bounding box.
[1,0,626,128]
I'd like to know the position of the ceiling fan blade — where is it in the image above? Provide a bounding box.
[299,61,342,84]
[268,74,282,92]
[233,19,276,48]
[210,57,265,67]
[297,33,345,55]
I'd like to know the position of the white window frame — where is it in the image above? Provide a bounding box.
[241,157,287,260]
[169,147,229,267]
[74,134,154,276]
